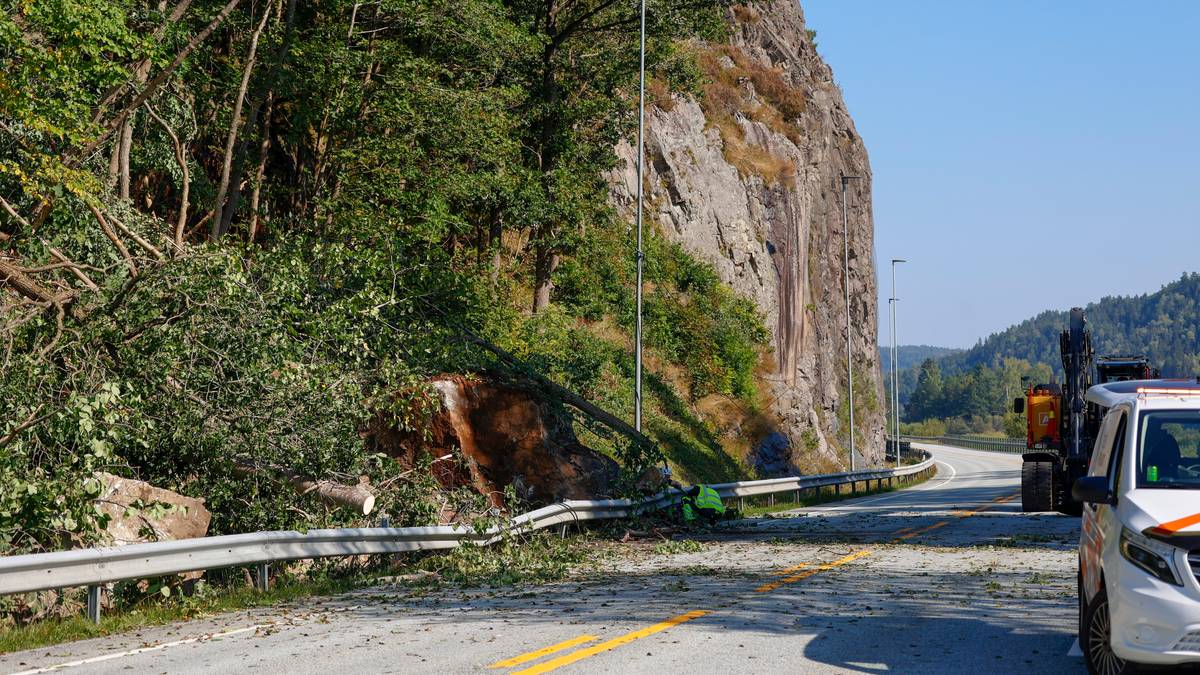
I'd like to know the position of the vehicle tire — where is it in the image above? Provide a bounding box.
[1078,569,1087,640]
[1021,461,1054,512]
[1083,587,1134,675]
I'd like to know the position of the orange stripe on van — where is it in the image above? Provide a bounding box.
[1149,512,1200,535]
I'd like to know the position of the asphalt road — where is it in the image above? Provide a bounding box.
[1,445,1084,674]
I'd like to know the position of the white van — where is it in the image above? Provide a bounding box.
[1074,380,1200,674]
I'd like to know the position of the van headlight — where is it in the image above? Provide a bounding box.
[1121,526,1183,586]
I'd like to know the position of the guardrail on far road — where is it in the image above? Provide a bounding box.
[902,434,1026,453]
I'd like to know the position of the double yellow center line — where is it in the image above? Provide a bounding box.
[500,611,709,675]
[488,491,1019,673]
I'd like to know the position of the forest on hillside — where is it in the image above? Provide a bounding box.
[939,272,1200,378]
[892,273,1200,435]
[877,344,959,378]
[0,0,779,561]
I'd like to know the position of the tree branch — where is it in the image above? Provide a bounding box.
[211,4,272,238]
[0,404,51,448]
[91,0,197,124]
[143,102,191,250]
[106,209,166,261]
[75,0,242,165]
[0,194,32,232]
[86,204,139,277]
[47,247,101,292]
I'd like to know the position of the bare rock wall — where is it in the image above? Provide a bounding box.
[608,1,885,468]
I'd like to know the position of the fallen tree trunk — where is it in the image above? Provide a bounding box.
[0,259,73,306]
[234,460,375,515]
[463,331,657,449]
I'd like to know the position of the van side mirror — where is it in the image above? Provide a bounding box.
[1072,476,1115,506]
[1013,398,1025,414]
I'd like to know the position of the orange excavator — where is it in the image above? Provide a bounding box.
[1013,308,1158,515]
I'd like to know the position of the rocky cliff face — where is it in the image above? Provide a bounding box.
[608,0,885,469]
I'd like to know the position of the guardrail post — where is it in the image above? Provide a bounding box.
[86,585,101,624]
[738,497,745,513]
[768,493,775,508]
[256,563,270,592]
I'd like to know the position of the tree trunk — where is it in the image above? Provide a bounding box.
[118,117,133,200]
[0,259,72,305]
[532,240,559,313]
[247,92,273,242]
[221,0,296,237]
[233,461,375,515]
[77,0,242,166]
[143,103,190,250]
[488,210,503,286]
[107,139,121,189]
[211,4,271,238]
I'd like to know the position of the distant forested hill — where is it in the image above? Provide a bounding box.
[938,273,1200,378]
[879,345,961,376]
[890,273,1200,435]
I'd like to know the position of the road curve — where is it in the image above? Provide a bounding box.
[0,445,1083,674]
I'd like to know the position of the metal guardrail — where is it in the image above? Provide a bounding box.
[903,434,1026,453]
[0,453,934,622]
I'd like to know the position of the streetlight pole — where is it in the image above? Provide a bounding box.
[633,0,647,432]
[890,258,906,468]
[840,174,861,469]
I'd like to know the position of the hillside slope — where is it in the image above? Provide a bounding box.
[879,345,961,377]
[940,273,1200,377]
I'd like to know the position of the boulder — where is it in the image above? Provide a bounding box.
[365,374,620,508]
[751,431,794,477]
[94,472,211,546]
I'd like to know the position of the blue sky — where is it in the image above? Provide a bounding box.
[803,1,1200,348]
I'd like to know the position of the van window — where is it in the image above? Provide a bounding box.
[1137,410,1200,489]
[1109,413,1127,492]
[1088,409,1118,478]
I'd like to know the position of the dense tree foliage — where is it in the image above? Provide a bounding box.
[900,357,1050,437]
[0,0,761,556]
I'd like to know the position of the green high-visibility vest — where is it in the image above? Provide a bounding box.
[693,485,725,514]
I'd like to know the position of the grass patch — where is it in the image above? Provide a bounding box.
[1,531,597,655]
[737,467,935,517]
[0,572,371,656]
[695,41,809,174]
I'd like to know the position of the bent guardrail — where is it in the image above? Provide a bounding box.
[0,451,934,622]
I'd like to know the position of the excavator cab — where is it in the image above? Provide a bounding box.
[1020,383,1061,449]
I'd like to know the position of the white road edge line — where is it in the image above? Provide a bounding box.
[7,623,272,675]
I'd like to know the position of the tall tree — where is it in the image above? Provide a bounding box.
[908,358,944,421]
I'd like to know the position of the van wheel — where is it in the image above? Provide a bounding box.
[1077,570,1086,640]
[1084,588,1131,675]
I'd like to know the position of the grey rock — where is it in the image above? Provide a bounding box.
[752,431,793,477]
[608,0,885,468]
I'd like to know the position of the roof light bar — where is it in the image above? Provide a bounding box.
[1136,387,1200,395]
